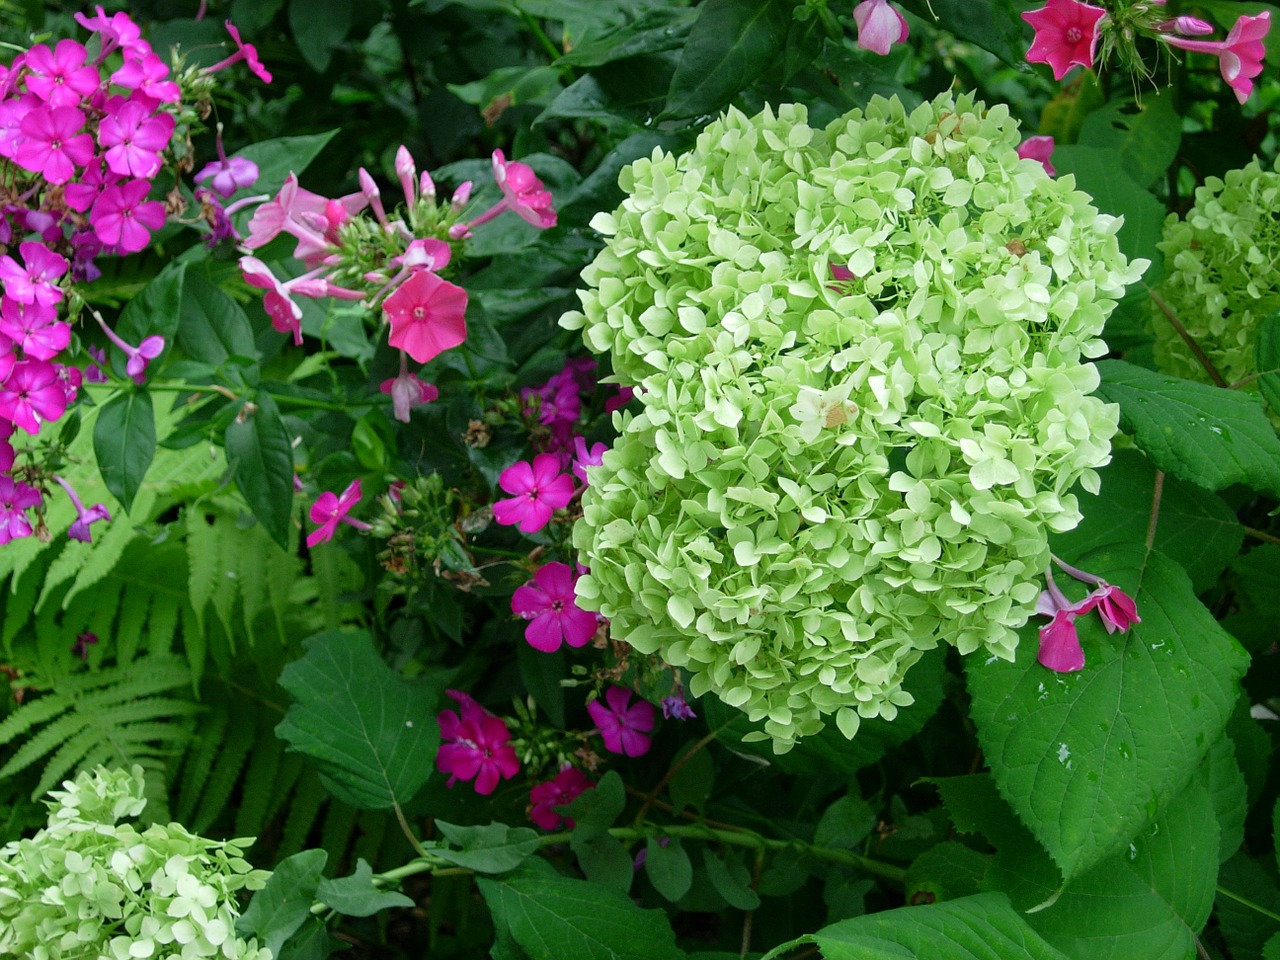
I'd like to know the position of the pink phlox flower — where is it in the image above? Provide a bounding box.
[572,436,607,485]
[0,359,68,434]
[1022,0,1109,79]
[110,52,180,103]
[492,149,557,228]
[661,694,696,721]
[383,269,468,365]
[1037,608,1086,673]
[75,7,149,62]
[0,476,41,544]
[853,0,910,55]
[23,40,100,109]
[588,686,656,758]
[69,229,104,283]
[84,344,108,384]
[204,22,273,84]
[1017,135,1057,176]
[395,145,419,207]
[58,363,82,405]
[491,454,575,533]
[89,179,166,253]
[307,478,370,547]
[529,765,593,831]
[64,158,120,213]
[380,365,439,424]
[0,94,37,160]
[1163,12,1271,104]
[0,296,69,361]
[0,242,69,307]
[98,98,174,179]
[0,333,14,384]
[240,256,309,345]
[195,188,240,247]
[394,238,451,273]
[93,308,164,384]
[604,385,636,415]
[435,690,521,795]
[451,180,472,210]
[1034,559,1141,672]
[1156,16,1215,36]
[1051,556,1141,634]
[55,475,111,544]
[511,561,598,653]
[14,105,95,184]
[358,167,388,227]
[244,175,365,262]
[522,377,579,427]
[195,154,259,198]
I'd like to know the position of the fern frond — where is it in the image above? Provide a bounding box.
[174,698,229,824]
[234,722,287,838]
[279,771,327,859]
[190,702,255,834]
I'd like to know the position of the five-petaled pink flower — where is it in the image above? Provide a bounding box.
[14,105,95,184]
[0,360,68,434]
[0,242,68,307]
[383,270,468,365]
[853,0,909,56]
[307,478,370,547]
[89,180,166,253]
[492,149,557,228]
[1017,135,1057,176]
[1162,12,1271,105]
[529,765,593,830]
[97,99,175,179]
[0,476,41,544]
[436,690,521,795]
[511,561,598,653]
[1022,0,1108,80]
[492,454,575,533]
[588,686,656,758]
[23,40,100,109]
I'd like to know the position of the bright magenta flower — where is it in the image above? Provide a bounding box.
[0,476,40,544]
[205,22,273,84]
[1163,12,1271,105]
[98,99,174,179]
[0,297,68,361]
[853,0,909,56]
[511,561,598,653]
[1034,559,1141,672]
[1017,135,1057,176]
[1022,0,1108,80]
[89,180,166,253]
[572,437,607,485]
[23,40,100,109]
[307,478,369,547]
[383,270,468,364]
[110,52,180,103]
[1037,609,1086,672]
[529,765,593,830]
[380,364,439,423]
[588,686,655,758]
[0,360,67,434]
[0,242,68,307]
[14,106,94,184]
[492,149,557,228]
[492,454,575,533]
[55,476,110,544]
[436,690,520,795]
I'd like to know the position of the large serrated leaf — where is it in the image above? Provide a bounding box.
[966,546,1248,882]
[275,630,443,810]
[1095,359,1280,497]
[664,0,790,119]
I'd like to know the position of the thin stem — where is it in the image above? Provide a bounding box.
[1145,470,1165,550]
[516,6,563,62]
[1242,525,1280,546]
[1216,885,1280,923]
[146,382,354,412]
[393,800,428,858]
[1147,288,1227,387]
[633,725,722,827]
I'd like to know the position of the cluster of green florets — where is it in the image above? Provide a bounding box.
[1151,156,1280,392]
[0,766,272,960]
[563,91,1145,752]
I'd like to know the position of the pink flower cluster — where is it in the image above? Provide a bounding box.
[436,689,521,795]
[1035,557,1140,672]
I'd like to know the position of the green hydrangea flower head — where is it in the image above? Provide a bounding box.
[563,90,1145,752]
[0,765,273,959]
[1150,155,1280,396]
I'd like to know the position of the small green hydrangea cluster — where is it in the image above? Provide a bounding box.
[563,91,1144,752]
[0,766,272,960]
[1151,156,1280,390]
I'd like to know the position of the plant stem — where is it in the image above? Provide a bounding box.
[1145,469,1165,551]
[1242,525,1280,546]
[633,725,722,827]
[145,382,357,412]
[1147,288,1227,387]
[1215,885,1280,923]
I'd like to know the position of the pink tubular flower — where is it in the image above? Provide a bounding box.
[89,180,166,253]
[14,106,95,184]
[1037,608,1086,673]
[55,475,110,543]
[511,561,598,653]
[0,360,67,434]
[76,7,149,62]
[436,690,521,795]
[0,297,69,361]
[1022,0,1108,80]
[307,478,369,548]
[529,765,593,830]
[383,270,469,365]
[205,22,273,84]
[1034,558,1141,672]
[1163,12,1271,105]
[1017,135,1057,176]
[1156,16,1215,36]
[0,242,69,307]
[491,454,575,533]
[853,0,909,56]
[395,145,418,207]
[94,310,164,384]
[98,99,175,179]
[454,151,556,235]
[0,476,41,544]
[1052,556,1141,634]
[588,686,656,758]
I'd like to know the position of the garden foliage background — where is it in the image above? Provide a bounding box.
[0,0,1278,958]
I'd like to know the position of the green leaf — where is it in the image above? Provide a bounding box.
[1267,933,1280,960]
[477,861,685,960]
[93,391,156,512]
[668,742,714,815]
[646,837,693,902]
[225,393,295,549]
[570,828,635,894]
[760,893,1070,960]
[538,56,677,126]
[1216,852,1280,960]
[896,0,1031,67]
[966,545,1248,882]
[565,769,625,832]
[664,0,790,120]
[275,630,442,810]
[1204,732,1248,863]
[904,842,988,905]
[176,268,259,367]
[815,795,877,851]
[1050,449,1243,592]
[232,131,338,197]
[557,6,697,67]
[1095,359,1280,497]
[433,822,543,874]
[288,0,352,71]
[1077,92,1181,188]
[703,847,760,910]
[236,849,329,959]
[315,858,414,917]
[1256,310,1280,418]
[117,261,186,347]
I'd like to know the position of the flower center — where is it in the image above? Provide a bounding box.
[1065,26,1083,43]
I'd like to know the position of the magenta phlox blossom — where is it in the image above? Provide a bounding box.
[529,765,593,830]
[0,242,68,307]
[64,160,119,213]
[394,238,451,273]
[384,269,468,365]
[1034,559,1141,672]
[307,478,370,547]
[522,377,579,427]
[14,105,94,184]
[492,149,557,228]
[1017,135,1057,176]
[23,40,100,109]
[492,454,575,533]
[1163,12,1271,104]
[0,297,69,361]
[380,362,439,423]
[89,179,166,253]
[205,22,273,84]
[0,95,37,160]
[110,51,180,103]
[194,154,259,198]
[1156,16,1215,36]
[436,690,521,795]
[604,385,636,415]
[1052,556,1142,634]
[0,476,41,544]
[97,98,174,179]
[55,475,111,544]
[0,359,67,434]
[76,7,149,62]
[853,0,909,56]
[240,256,306,345]
[1022,0,1108,79]
[572,436,607,485]
[511,561,598,653]
[588,686,656,758]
